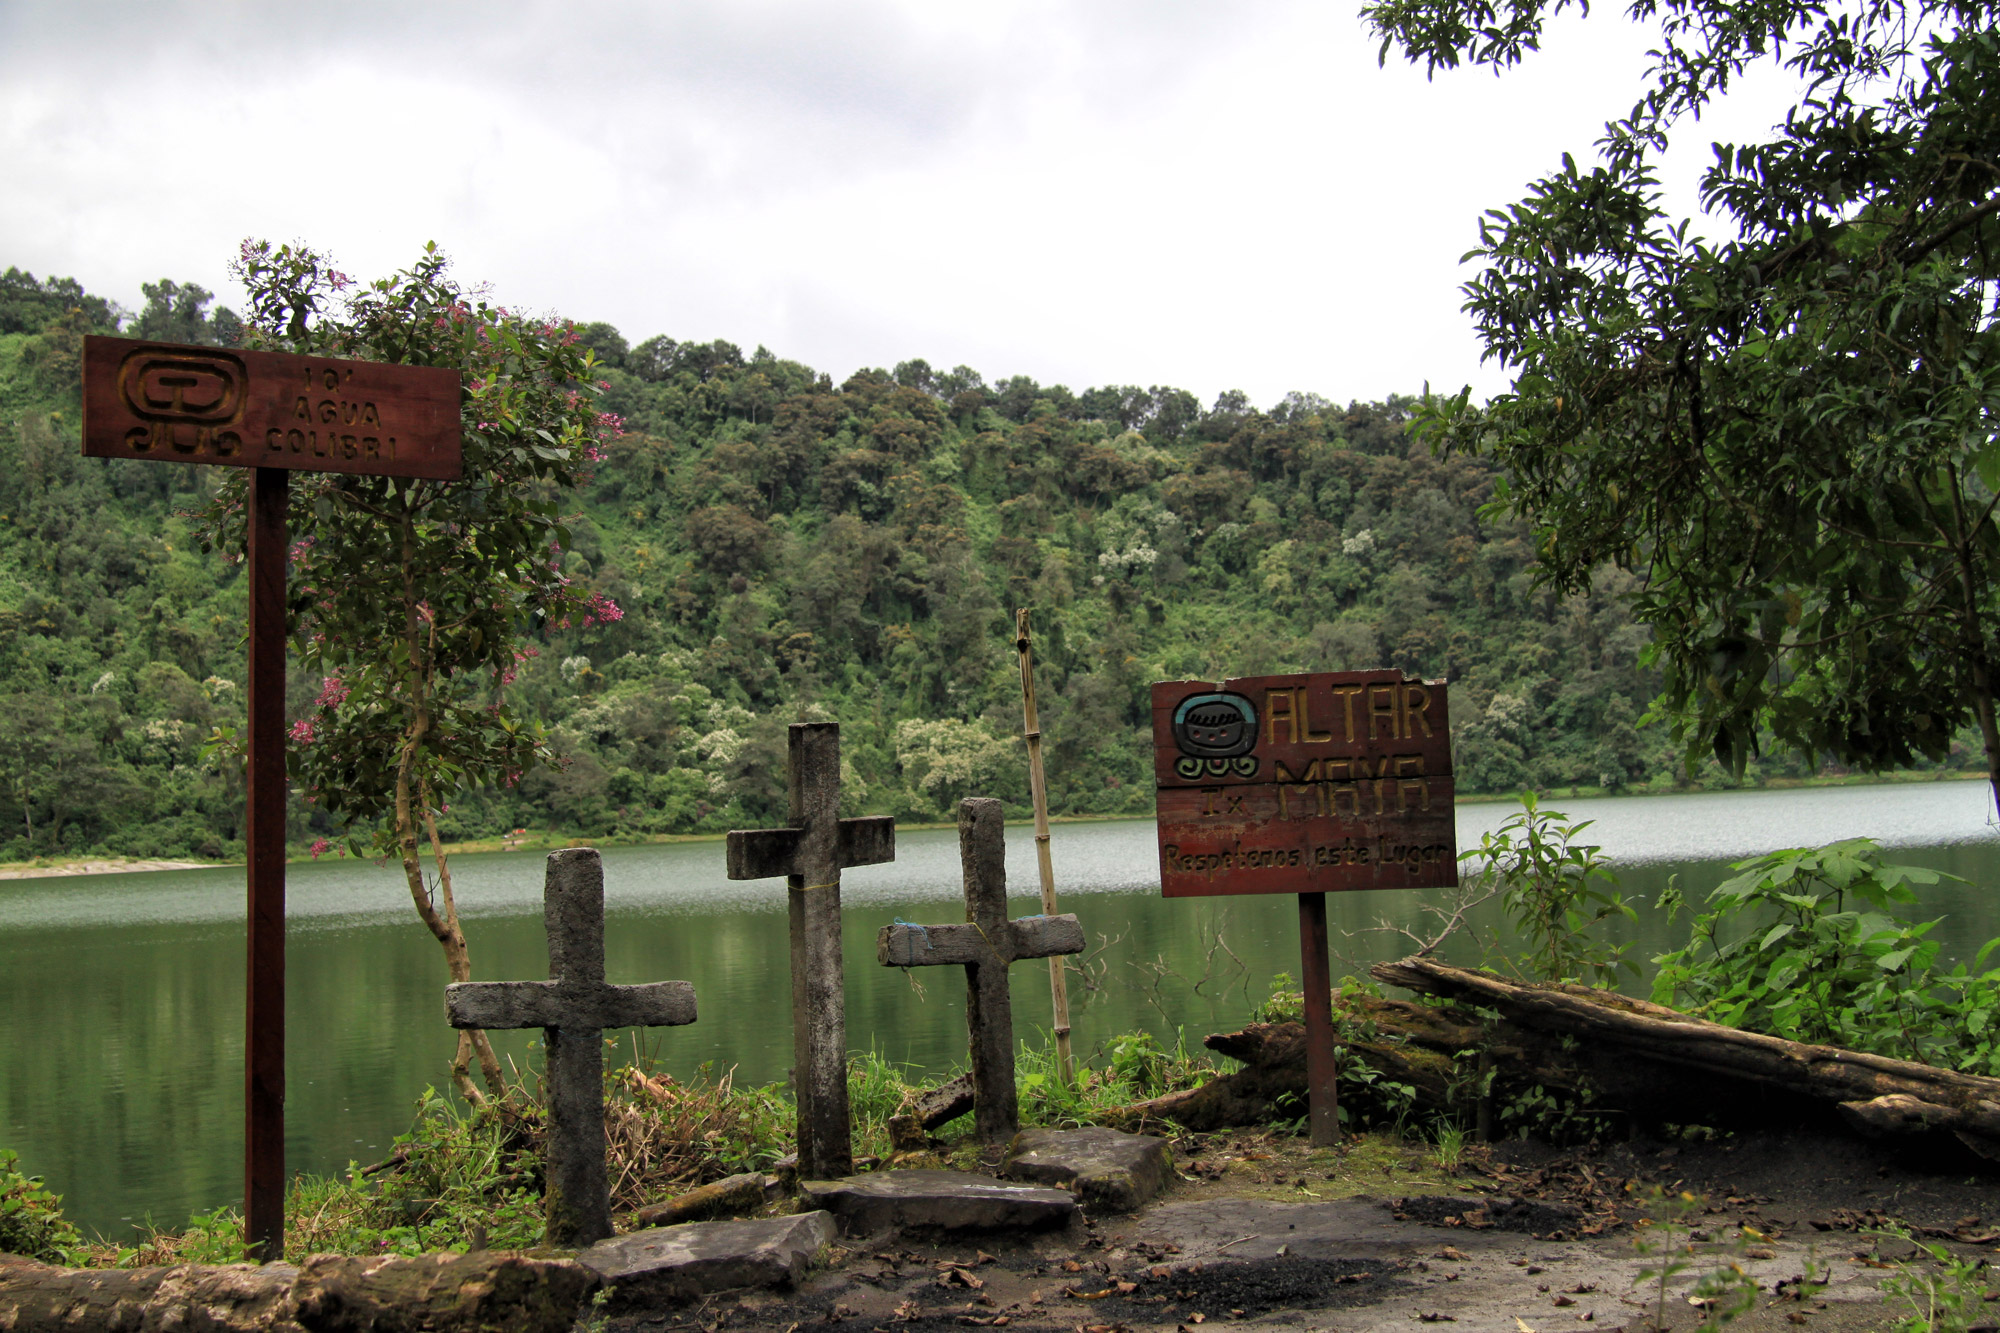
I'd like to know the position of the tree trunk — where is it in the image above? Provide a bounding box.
[1113,959,2000,1158]
[393,716,491,1107]
[0,1251,599,1333]
[1967,676,2000,827]
[390,509,499,1106]
[426,802,505,1098]
[1940,467,2000,825]
[1374,958,2000,1155]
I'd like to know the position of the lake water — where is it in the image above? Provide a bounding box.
[5,780,1999,1237]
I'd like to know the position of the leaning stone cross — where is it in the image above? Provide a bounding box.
[726,721,895,1178]
[445,848,697,1247]
[877,797,1084,1144]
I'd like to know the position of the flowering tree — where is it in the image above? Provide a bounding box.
[199,241,622,1103]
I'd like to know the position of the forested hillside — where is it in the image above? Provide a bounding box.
[0,267,1966,863]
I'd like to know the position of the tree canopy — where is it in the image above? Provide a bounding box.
[1367,0,2000,814]
[5,253,1988,868]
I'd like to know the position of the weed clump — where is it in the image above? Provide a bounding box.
[0,1149,83,1264]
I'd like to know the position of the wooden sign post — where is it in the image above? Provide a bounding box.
[1150,670,1457,1146]
[82,335,461,1258]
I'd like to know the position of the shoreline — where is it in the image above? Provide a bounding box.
[0,857,210,881]
[0,767,1983,881]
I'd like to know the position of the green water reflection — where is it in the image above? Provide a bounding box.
[4,782,1998,1237]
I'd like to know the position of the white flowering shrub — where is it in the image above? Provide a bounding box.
[893,717,1016,816]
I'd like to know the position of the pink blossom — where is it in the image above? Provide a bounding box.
[316,675,350,709]
[290,719,316,745]
[309,838,331,859]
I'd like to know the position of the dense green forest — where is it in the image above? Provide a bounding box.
[0,266,1976,863]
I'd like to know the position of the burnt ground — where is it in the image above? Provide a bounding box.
[602,1125,2000,1333]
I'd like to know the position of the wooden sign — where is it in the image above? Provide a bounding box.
[78,335,463,1259]
[82,335,462,479]
[1152,671,1457,898]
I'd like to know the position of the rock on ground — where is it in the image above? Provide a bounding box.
[1003,1126,1173,1211]
[799,1170,1077,1236]
[578,1212,836,1311]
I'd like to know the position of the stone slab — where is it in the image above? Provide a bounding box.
[577,1211,836,1310]
[798,1169,1077,1236]
[1002,1126,1174,1212]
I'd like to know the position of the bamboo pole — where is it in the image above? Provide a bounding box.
[1015,608,1074,1086]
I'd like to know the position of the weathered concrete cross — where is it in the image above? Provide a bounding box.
[877,797,1084,1144]
[445,848,696,1247]
[726,721,895,1178]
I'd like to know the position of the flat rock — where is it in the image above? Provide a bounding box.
[578,1211,835,1310]
[1002,1126,1173,1212]
[799,1169,1077,1236]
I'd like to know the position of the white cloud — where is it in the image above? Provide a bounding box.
[0,0,1807,408]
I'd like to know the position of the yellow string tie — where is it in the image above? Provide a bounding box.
[796,880,840,892]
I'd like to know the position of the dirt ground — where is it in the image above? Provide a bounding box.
[604,1124,2000,1333]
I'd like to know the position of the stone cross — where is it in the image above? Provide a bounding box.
[445,848,696,1247]
[877,797,1084,1144]
[725,721,895,1179]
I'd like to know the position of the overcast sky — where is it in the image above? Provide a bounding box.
[0,1,1804,409]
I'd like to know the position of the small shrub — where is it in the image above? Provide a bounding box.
[1253,972,1304,1023]
[1874,1226,1995,1333]
[1461,792,1635,985]
[1018,1027,1216,1128]
[1628,1184,1759,1330]
[1652,838,2000,1072]
[0,1150,83,1264]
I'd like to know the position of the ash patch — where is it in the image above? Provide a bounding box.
[1390,1194,1582,1237]
[1079,1256,1408,1317]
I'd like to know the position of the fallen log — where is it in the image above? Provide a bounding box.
[0,1250,599,1333]
[887,1071,976,1150]
[1111,998,1755,1137]
[0,1256,296,1332]
[1372,957,2000,1157]
[1111,1001,1477,1133]
[629,1170,771,1227]
[1111,961,1974,1148]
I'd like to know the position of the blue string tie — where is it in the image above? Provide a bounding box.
[891,918,930,965]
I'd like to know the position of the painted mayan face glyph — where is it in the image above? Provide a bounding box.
[1173,692,1257,759]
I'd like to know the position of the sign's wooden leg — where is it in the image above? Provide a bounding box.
[245,466,289,1260]
[1297,891,1339,1147]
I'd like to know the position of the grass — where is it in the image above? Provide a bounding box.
[42,1027,1222,1266]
